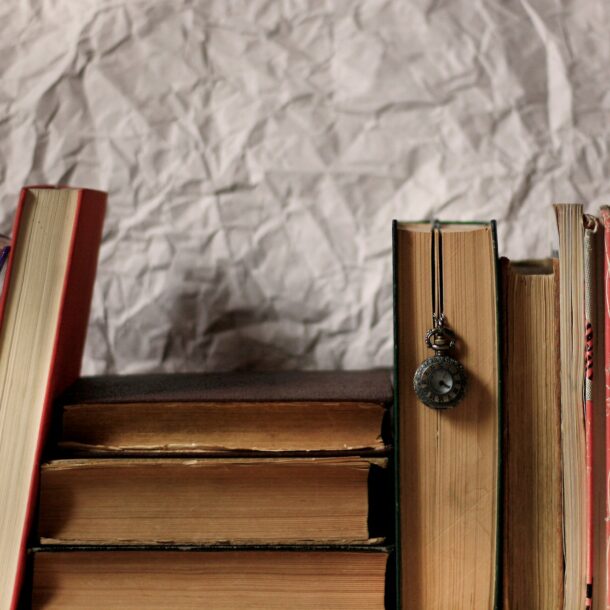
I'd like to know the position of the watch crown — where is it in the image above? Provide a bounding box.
[425,326,456,352]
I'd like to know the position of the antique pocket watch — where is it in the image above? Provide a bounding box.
[413,221,467,409]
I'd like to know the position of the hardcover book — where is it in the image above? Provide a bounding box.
[38,456,389,545]
[30,547,390,609]
[602,207,610,610]
[501,258,563,608]
[0,186,106,610]
[553,205,610,609]
[393,221,501,609]
[554,205,608,610]
[57,370,392,455]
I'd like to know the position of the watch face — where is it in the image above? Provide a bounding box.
[413,355,467,409]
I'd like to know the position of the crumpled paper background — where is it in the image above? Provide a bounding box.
[1,0,609,374]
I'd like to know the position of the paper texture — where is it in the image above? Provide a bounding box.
[1,0,609,373]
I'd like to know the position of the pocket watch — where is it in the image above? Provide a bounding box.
[413,221,467,410]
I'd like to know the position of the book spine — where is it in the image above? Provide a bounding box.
[584,216,598,608]
[602,207,610,610]
[391,220,402,610]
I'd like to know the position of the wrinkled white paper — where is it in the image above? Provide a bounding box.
[1,0,609,374]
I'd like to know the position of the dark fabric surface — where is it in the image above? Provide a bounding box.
[61,369,393,405]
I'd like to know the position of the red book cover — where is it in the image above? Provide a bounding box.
[584,216,597,608]
[601,207,610,610]
[0,186,106,610]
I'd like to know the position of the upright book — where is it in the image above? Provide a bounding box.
[602,207,610,610]
[393,221,501,609]
[0,186,106,610]
[554,205,587,608]
[552,204,610,610]
[501,259,563,608]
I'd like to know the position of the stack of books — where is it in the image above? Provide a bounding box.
[29,370,394,608]
[0,187,396,609]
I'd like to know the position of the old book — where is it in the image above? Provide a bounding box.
[0,187,106,610]
[38,457,389,545]
[555,204,586,608]
[393,221,501,609]
[601,207,610,610]
[589,207,608,610]
[30,548,389,610]
[554,206,610,609]
[57,370,392,455]
[502,259,563,608]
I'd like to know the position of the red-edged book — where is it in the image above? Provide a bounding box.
[601,207,610,610]
[0,186,106,610]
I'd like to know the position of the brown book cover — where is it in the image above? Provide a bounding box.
[56,370,393,456]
